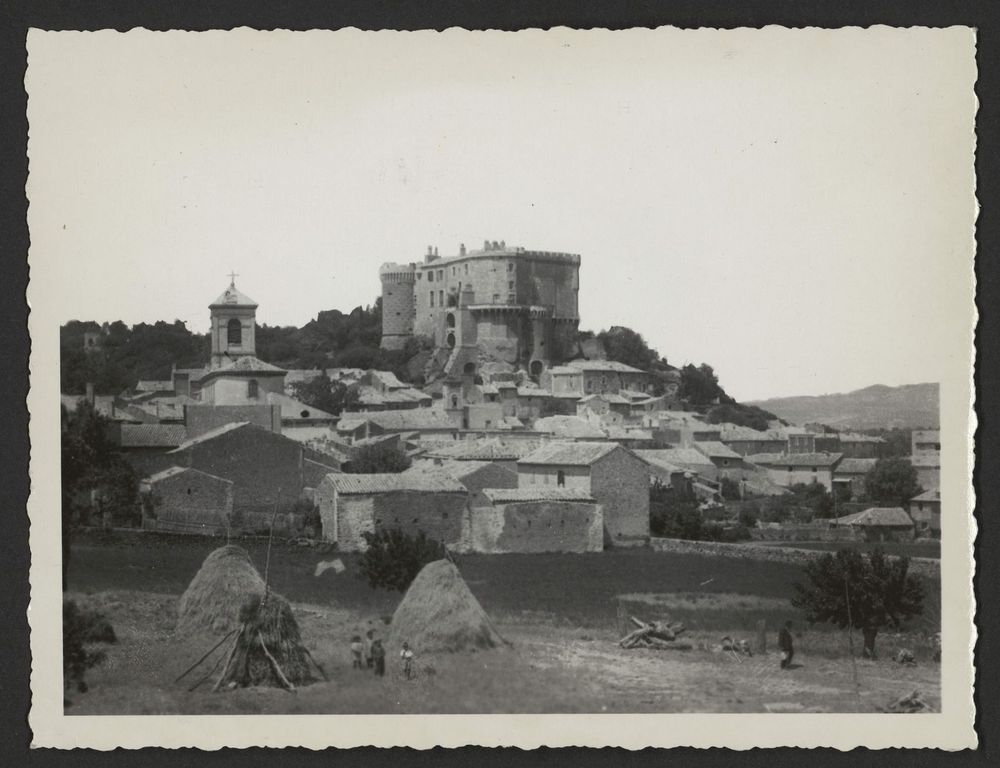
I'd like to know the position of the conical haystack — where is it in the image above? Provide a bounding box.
[177,545,266,635]
[387,559,506,653]
[215,592,315,690]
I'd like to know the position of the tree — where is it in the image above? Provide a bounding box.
[792,547,924,657]
[649,480,704,540]
[704,403,778,432]
[291,374,359,416]
[597,326,662,372]
[865,457,922,507]
[788,482,835,519]
[63,598,117,702]
[357,527,446,592]
[679,363,728,406]
[346,443,412,473]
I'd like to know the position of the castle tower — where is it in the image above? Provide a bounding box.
[379,262,416,350]
[209,274,258,369]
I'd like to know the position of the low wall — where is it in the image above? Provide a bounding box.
[648,537,940,579]
[749,525,861,543]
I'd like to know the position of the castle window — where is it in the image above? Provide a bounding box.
[508,262,514,272]
[464,264,468,274]
[247,379,259,398]
[446,313,455,328]
[507,293,516,304]
[508,281,514,290]
[439,290,444,306]
[227,318,242,345]
[427,271,433,282]
[452,267,456,276]
[493,294,500,303]
[429,292,435,307]
[437,270,443,281]
[557,470,565,487]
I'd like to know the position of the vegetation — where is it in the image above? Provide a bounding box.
[345,443,412,474]
[63,598,117,701]
[792,546,924,657]
[357,527,446,593]
[61,401,140,586]
[865,457,922,507]
[290,373,360,415]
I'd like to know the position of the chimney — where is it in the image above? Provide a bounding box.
[427,245,433,256]
[500,240,506,249]
[484,239,490,250]
[459,243,466,256]
[85,382,95,406]
[434,247,438,256]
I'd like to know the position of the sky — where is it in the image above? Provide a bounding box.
[26,27,977,401]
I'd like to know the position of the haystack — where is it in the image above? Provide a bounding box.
[387,559,506,653]
[214,592,315,690]
[177,545,266,635]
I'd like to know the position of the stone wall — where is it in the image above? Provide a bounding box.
[591,448,650,546]
[463,500,603,553]
[142,469,233,536]
[649,537,940,579]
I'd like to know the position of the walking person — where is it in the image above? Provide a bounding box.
[350,634,364,670]
[363,629,376,670]
[778,620,795,669]
[371,639,386,677]
[400,641,415,680]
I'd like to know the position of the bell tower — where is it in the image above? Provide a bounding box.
[209,272,258,369]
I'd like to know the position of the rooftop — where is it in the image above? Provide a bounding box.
[746,452,844,468]
[482,487,595,503]
[519,441,620,467]
[144,465,231,485]
[835,457,878,474]
[210,282,258,308]
[566,359,646,374]
[911,489,941,502]
[634,448,715,470]
[324,471,467,495]
[693,441,743,460]
[169,422,249,452]
[118,423,189,448]
[834,507,913,527]
[531,415,606,440]
[424,437,543,461]
[265,392,337,421]
[201,356,286,381]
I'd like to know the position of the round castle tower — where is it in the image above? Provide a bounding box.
[379,262,417,350]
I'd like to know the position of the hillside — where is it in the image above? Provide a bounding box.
[749,383,939,430]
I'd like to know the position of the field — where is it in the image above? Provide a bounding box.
[64,532,941,715]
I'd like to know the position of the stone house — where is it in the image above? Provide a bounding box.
[836,432,886,459]
[408,459,518,508]
[909,489,941,538]
[745,452,844,491]
[692,441,746,481]
[565,359,649,395]
[784,427,817,454]
[167,422,338,518]
[831,506,915,542]
[466,488,603,553]
[112,423,190,477]
[634,447,718,482]
[316,471,468,551]
[719,425,787,456]
[140,466,234,536]
[517,441,649,547]
[832,457,877,499]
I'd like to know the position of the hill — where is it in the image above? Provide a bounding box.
[749,383,939,430]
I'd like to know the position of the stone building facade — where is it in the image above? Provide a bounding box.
[140,466,234,536]
[466,488,603,553]
[379,241,581,377]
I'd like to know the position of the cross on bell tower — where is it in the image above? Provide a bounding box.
[228,270,239,286]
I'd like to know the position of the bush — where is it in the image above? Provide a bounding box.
[346,443,412,474]
[63,598,117,701]
[357,527,446,593]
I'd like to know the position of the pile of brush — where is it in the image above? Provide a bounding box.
[619,615,691,651]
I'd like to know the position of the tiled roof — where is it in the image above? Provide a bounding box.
[516,387,552,398]
[144,465,231,485]
[202,356,286,380]
[747,452,843,468]
[693,441,743,460]
[173,367,210,382]
[532,415,606,439]
[910,453,941,468]
[337,416,372,432]
[546,365,582,375]
[838,432,885,443]
[720,424,781,441]
[835,458,878,474]
[578,393,629,405]
[519,441,619,467]
[135,380,174,392]
[409,459,492,479]
[566,359,646,374]
[635,448,715,470]
[325,471,467,495]
[119,423,189,448]
[356,409,457,431]
[169,422,249,452]
[835,507,913,527]
[266,392,336,421]
[482,487,595,503]
[209,283,258,308]
[911,489,940,502]
[426,437,543,461]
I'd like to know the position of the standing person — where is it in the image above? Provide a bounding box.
[363,629,376,670]
[350,634,364,670]
[778,620,795,669]
[371,639,386,677]
[400,641,415,680]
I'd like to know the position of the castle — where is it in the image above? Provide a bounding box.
[380,240,581,377]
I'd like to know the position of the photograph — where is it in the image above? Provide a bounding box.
[25,25,977,749]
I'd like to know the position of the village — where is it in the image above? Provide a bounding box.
[60,241,942,715]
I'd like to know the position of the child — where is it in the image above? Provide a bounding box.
[371,639,386,677]
[350,634,364,670]
[400,641,415,680]
[363,629,376,669]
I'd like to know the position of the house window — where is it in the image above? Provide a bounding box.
[227,318,242,345]
[507,293,516,303]
[508,262,514,272]
[508,281,514,290]
[493,294,500,302]
[557,470,565,487]
[464,264,468,274]
[427,271,434,282]
[439,290,444,306]
[787,466,793,472]
[437,270,443,281]
[429,291,435,307]
[812,467,818,472]
[247,379,259,398]
[452,267,456,276]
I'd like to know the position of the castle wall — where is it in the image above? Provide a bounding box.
[379,264,417,349]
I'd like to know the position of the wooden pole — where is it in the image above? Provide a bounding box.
[173,627,238,684]
[258,630,296,692]
[756,619,767,656]
[212,625,245,692]
[261,491,281,607]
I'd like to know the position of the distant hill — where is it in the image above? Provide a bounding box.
[749,383,939,430]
